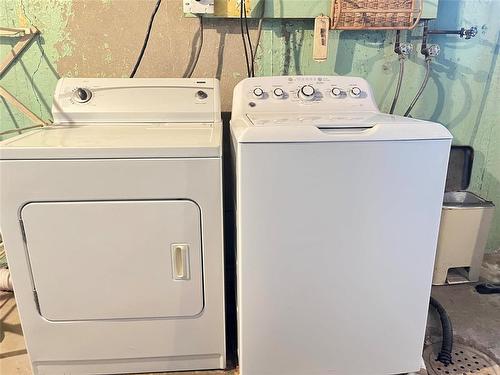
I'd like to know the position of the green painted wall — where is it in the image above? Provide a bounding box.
[0,0,499,250]
[0,0,71,131]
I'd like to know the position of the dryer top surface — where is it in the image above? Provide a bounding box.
[0,123,222,159]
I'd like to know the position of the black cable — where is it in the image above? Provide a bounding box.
[421,20,430,57]
[240,1,251,77]
[390,30,404,114]
[389,56,405,114]
[401,20,432,117]
[430,296,454,366]
[404,57,431,117]
[130,0,162,78]
[475,283,500,294]
[394,29,401,53]
[184,15,204,78]
[243,1,254,77]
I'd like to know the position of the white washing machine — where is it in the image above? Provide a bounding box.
[0,78,226,374]
[230,76,452,375]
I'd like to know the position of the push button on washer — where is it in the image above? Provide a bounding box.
[196,90,208,100]
[253,88,264,98]
[273,88,285,99]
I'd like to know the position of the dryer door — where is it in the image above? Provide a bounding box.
[21,200,204,321]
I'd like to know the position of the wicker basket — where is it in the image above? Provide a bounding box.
[330,0,422,30]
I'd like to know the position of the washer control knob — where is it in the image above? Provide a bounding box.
[253,87,264,98]
[74,88,92,103]
[299,85,315,100]
[273,87,285,99]
[331,87,342,97]
[350,86,362,98]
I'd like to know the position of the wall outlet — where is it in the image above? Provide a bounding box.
[183,0,215,14]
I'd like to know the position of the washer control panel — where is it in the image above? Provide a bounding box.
[233,76,379,116]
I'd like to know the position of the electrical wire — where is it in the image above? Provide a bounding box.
[240,1,251,77]
[252,0,265,68]
[389,30,404,114]
[404,57,431,117]
[184,15,204,78]
[389,56,405,114]
[243,1,254,77]
[130,0,162,78]
[475,283,500,294]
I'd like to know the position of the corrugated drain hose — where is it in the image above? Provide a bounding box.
[430,296,453,365]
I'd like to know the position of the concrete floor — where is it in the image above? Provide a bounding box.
[1,281,499,374]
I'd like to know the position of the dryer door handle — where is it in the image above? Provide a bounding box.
[171,244,190,280]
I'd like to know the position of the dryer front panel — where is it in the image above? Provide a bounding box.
[21,199,204,321]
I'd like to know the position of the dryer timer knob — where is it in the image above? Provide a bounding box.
[74,88,92,103]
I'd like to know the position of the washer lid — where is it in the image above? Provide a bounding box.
[0,123,221,159]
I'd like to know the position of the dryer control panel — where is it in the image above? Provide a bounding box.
[232,76,379,117]
[52,78,221,124]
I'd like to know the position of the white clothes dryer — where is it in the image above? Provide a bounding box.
[0,78,226,374]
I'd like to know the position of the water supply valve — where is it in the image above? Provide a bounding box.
[399,43,414,56]
[426,44,441,57]
[461,26,478,39]
[427,25,478,40]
